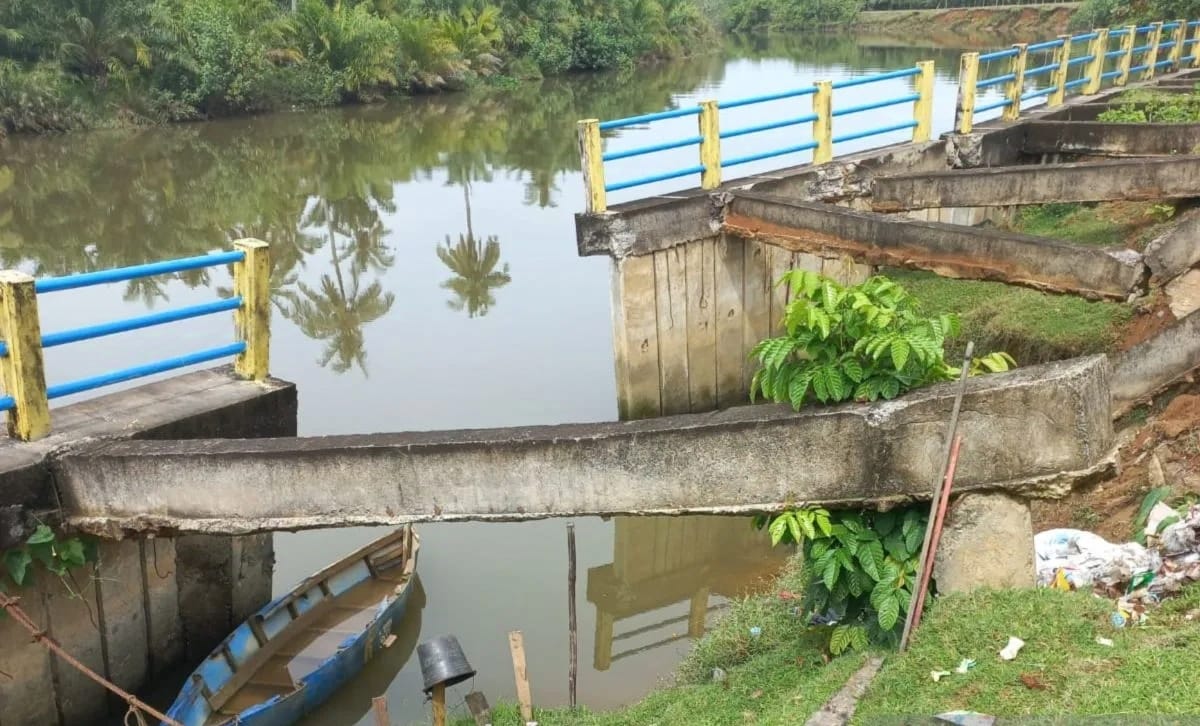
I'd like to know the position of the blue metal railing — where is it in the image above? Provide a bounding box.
[0,250,254,413]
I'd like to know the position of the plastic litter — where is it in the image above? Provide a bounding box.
[955,658,976,674]
[748,626,762,638]
[931,670,952,682]
[1095,636,1114,647]
[998,636,1024,661]
[1035,529,1160,592]
[935,712,995,726]
[711,667,727,683]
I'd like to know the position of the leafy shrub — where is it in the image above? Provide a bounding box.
[0,59,87,133]
[2,524,98,596]
[749,271,1015,410]
[511,23,572,75]
[1098,89,1200,124]
[296,0,398,98]
[570,18,639,70]
[724,0,862,31]
[753,505,928,652]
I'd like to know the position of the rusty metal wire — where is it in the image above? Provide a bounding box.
[0,591,182,726]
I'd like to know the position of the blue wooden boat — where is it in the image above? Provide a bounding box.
[163,526,419,726]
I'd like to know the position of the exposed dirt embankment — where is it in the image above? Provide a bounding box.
[855,4,1078,48]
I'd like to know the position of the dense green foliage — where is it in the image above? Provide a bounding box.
[753,505,929,653]
[1074,0,1200,30]
[0,0,714,133]
[749,271,1014,410]
[721,0,863,32]
[1097,87,1200,123]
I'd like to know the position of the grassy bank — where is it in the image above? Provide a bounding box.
[0,0,714,135]
[885,268,1133,364]
[459,558,1200,725]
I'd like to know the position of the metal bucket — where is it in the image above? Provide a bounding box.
[417,635,476,693]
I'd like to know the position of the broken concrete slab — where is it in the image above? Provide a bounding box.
[872,157,1200,211]
[1166,269,1200,318]
[1021,121,1200,157]
[52,357,1115,535]
[1111,307,1200,415]
[724,192,1146,300]
[1144,207,1200,283]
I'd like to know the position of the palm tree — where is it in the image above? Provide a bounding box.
[56,0,150,86]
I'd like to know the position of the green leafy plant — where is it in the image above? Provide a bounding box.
[750,270,1015,410]
[1,525,98,609]
[753,505,928,653]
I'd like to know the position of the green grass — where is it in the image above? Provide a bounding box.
[886,268,1133,365]
[855,586,1200,721]
[1011,203,1126,247]
[462,580,1200,726]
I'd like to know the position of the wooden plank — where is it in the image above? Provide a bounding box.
[655,247,691,415]
[508,631,533,722]
[713,235,745,409]
[685,239,718,413]
[372,695,390,726]
[741,239,772,394]
[611,256,661,421]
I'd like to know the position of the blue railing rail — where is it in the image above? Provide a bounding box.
[957,18,1198,133]
[577,61,936,213]
[0,241,271,441]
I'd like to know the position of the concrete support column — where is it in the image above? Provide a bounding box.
[176,533,274,662]
[933,492,1036,593]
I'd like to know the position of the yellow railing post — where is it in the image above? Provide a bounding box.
[1191,21,1200,68]
[1117,25,1136,85]
[1083,29,1108,94]
[1002,43,1028,122]
[1170,19,1187,69]
[955,52,980,134]
[1049,35,1072,106]
[233,239,270,382]
[0,271,49,441]
[1143,21,1164,80]
[813,80,833,164]
[577,119,607,214]
[698,100,721,190]
[912,60,935,142]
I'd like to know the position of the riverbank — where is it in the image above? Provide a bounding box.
[854,3,1078,47]
[462,556,1200,724]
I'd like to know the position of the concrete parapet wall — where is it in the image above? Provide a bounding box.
[1111,308,1200,416]
[0,367,295,725]
[54,356,1114,535]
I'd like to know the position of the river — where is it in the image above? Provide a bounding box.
[1,33,975,725]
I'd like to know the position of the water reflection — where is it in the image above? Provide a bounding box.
[436,179,511,318]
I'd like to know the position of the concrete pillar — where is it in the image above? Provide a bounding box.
[177,533,275,662]
[933,492,1036,593]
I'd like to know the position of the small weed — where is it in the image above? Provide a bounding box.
[1126,405,1150,426]
[1072,505,1102,530]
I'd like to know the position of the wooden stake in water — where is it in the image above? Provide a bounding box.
[509,630,533,722]
[372,695,390,726]
[431,683,446,726]
[567,522,579,708]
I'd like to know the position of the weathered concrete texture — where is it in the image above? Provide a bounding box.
[96,539,148,699]
[55,357,1114,535]
[724,192,1146,300]
[577,138,953,259]
[42,563,107,724]
[933,492,1036,593]
[1111,308,1200,416]
[871,157,1200,211]
[174,534,274,663]
[141,538,183,672]
[1144,207,1200,284]
[0,365,298,536]
[1021,121,1200,157]
[946,123,1027,169]
[0,587,57,726]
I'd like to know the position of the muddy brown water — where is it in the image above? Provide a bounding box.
[2,34,987,725]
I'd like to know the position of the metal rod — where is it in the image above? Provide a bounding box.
[908,434,963,639]
[899,341,974,651]
[567,522,578,709]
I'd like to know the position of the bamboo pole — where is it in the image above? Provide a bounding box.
[567,522,578,709]
[431,684,446,726]
[373,695,390,726]
[509,631,533,722]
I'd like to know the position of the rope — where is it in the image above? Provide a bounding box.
[0,591,183,726]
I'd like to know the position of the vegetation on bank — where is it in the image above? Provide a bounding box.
[0,0,714,134]
[1074,0,1200,30]
[458,566,1200,724]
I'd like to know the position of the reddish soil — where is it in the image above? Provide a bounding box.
[1117,298,1178,352]
[1032,385,1200,542]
